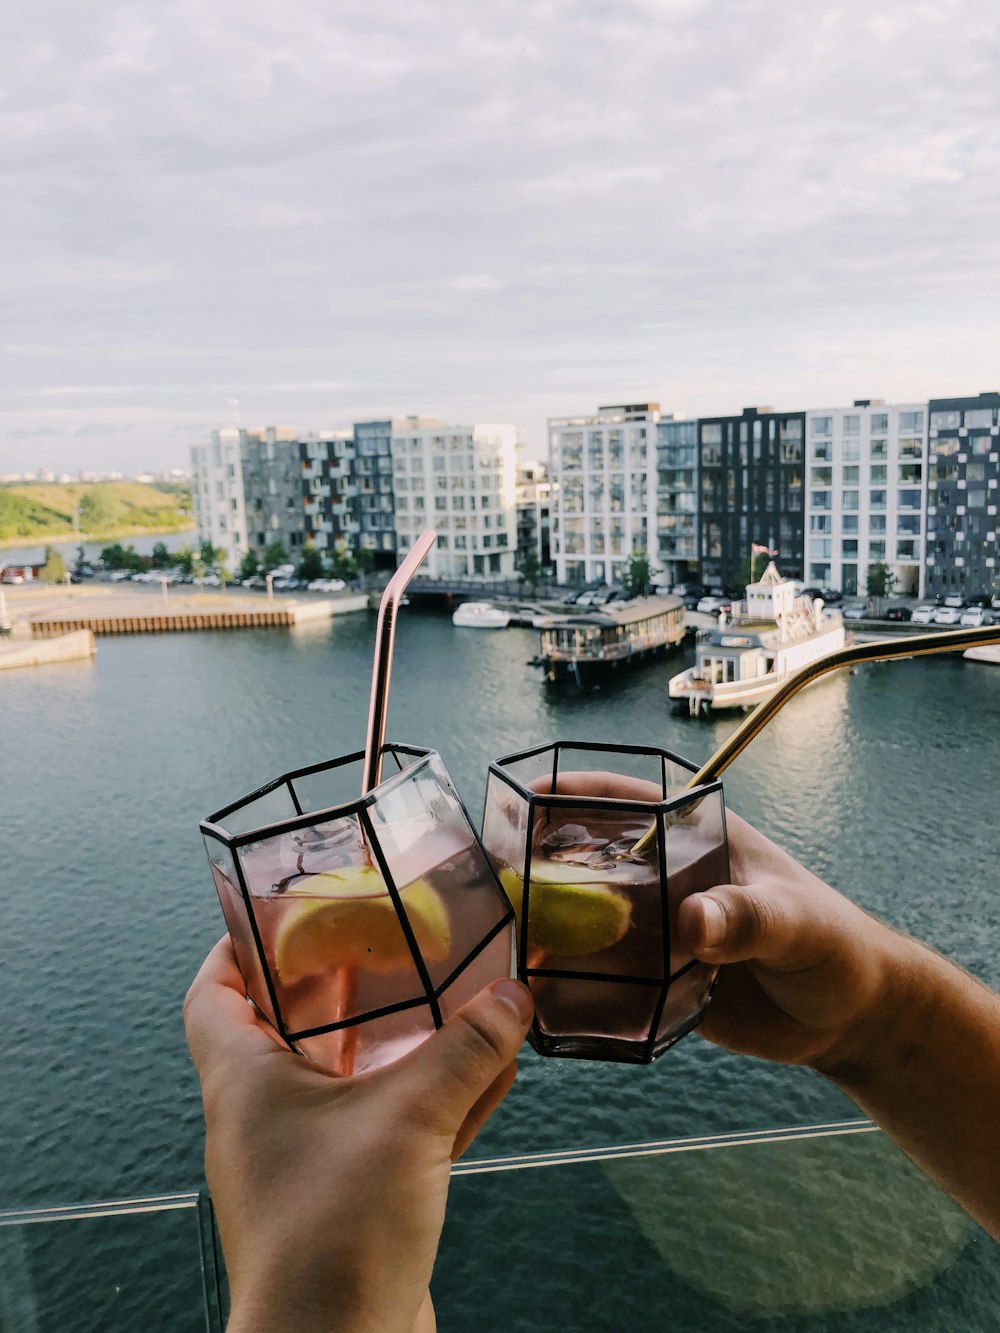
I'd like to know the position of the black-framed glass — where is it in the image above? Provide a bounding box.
[482,740,729,1064]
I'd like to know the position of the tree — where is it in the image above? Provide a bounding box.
[354,546,374,577]
[100,543,144,572]
[329,547,359,581]
[262,539,288,572]
[622,551,655,599]
[175,546,195,578]
[297,543,325,582]
[72,544,87,576]
[519,548,542,590]
[39,545,68,583]
[199,538,223,568]
[866,561,897,615]
[150,541,171,568]
[238,549,260,582]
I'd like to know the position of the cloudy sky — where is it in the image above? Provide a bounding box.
[2,0,999,474]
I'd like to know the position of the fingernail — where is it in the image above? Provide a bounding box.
[699,896,726,948]
[489,977,533,1022]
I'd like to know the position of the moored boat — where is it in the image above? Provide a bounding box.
[668,562,847,715]
[963,644,1000,666]
[537,594,686,685]
[452,601,511,629]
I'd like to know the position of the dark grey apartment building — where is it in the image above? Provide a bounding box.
[242,427,307,557]
[696,407,805,590]
[925,391,1000,598]
[352,420,397,567]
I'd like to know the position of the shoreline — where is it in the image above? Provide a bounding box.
[0,525,195,552]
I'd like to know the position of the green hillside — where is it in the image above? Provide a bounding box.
[0,481,193,544]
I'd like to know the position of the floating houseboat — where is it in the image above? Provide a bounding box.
[537,595,686,685]
[668,563,847,715]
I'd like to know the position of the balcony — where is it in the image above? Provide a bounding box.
[4,1119,992,1330]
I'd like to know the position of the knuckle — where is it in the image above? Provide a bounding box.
[453,1005,508,1068]
[730,890,775,950]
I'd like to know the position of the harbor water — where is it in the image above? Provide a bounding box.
[1,609,999,1329]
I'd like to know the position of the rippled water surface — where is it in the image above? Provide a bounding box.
[2,609,999,1328]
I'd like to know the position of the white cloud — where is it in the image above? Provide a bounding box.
[0,0,999,469]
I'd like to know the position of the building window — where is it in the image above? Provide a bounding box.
[810,515,832,532]
[870,514,887,534]
[869,490,887,509]
[842,466,860,485]
[842,539,859,557]
[964,408,994,428]
[897,489,921,510]
[842,490,859,511]
[899,410,924,433]
[810,416,832,436]
[811,467,833,486]
[842,515,859,534]
[870,465,887,484]
[869,540,886,559]
[871,413,888,433]
[870,439,888,461]
[809,538,832,559]
[843,415,860,436]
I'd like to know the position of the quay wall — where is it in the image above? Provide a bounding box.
[0,629,96,670]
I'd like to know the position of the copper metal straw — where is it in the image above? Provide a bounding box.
[630,622,1000,856]
[362,528,437,793]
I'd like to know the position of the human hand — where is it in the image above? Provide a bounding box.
[530,771,906,1076]
[184,937,533,1333]
[674,809,911,1073]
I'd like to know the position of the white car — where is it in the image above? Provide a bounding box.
[306,578,347,593]
[108,570,132,582]
[696,595,731,615]
[194,573,221,588]
[933,605,964,626]
[960,605,988,628]
[911,604,937,625]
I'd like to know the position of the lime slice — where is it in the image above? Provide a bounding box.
[275,865,451,984]
[499,864,631,957]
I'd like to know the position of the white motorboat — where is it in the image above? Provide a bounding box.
[668,562,848,715]
[963,645,1000,665]
[452,601,511,629]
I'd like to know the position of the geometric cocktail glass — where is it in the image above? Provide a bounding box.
[482,741,729,1064]
[200,744,516,1077]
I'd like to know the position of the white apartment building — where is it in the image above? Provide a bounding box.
[190,428,250,571]
[804,401,927,598]
[390,418,518,579]
[549,403,659,586]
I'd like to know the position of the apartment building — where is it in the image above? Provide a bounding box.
[299,429,356,553]
[390,418,519,579]
[190,428,250,571]
[549,404,658,586]
[804,401,927,598]
[656,418,699,587]
[515,459,555,573]
[242,427,307,559]
[697,407,805,591]
[353,420,397,565]
[925,391,1000,598]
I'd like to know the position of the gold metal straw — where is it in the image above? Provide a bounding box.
[630,622,1000,856]
[362,528,437,794]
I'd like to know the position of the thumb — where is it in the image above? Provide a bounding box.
[389,978,533,1138]
[678,882,800,967]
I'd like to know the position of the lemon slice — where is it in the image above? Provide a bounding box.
[275,865,451,984]
[499,864,631,957]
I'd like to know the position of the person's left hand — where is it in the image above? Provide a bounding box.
[185,937,533,1333]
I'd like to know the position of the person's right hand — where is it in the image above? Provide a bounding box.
[676,811,915,1076]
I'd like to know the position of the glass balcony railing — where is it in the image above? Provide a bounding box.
[4,1120,998,1332]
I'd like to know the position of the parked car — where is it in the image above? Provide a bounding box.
[801,586,825,600]
[843,604,867,621]
[243,575,265,589]
[671,583,705,600]
[194,573,221,588]
[575,588,606,607]
[942,593,965,609]
[696,595,732,615]
[911,604,937,625]
[108,570,132,582]
[933,605,964,626]
[883,605,912,622]
[307,578,347,593]
[960,605,989,628]
[821,588,843,603]
[562,590,582,605]
[590,587,617,606]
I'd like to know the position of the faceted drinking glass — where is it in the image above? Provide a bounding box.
[201,744,516,1076]
[482,741,729,1064]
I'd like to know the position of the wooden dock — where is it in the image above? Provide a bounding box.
[1,585,368,637]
